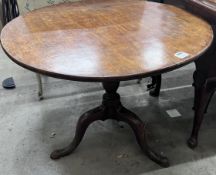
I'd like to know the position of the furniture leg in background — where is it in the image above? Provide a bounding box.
[188,72,216,148]
[36,74,43,100]
[185,0,216,149]
[1,0,19,89]
[1,0,44,99]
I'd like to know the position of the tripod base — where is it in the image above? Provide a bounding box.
[50,81,169,167]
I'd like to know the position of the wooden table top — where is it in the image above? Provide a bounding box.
[1,1,213,82]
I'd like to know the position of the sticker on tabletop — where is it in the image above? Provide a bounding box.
[175,52,190,59]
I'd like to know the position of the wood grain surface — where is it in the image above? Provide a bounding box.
[1,1,213,82]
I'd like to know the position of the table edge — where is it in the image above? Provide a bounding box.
[1,1,214,82]
[1,38,213,82]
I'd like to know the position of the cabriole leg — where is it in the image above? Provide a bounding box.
[51,81,169,167]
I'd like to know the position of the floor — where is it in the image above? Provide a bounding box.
[1,1,216,175]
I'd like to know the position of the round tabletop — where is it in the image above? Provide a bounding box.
[1,1,213,82]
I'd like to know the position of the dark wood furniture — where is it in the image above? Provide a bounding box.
[1,1,213,167]
[1,0,19,89]
[185,0,216,149]
[1,0,44,98]
[2,0,19,25]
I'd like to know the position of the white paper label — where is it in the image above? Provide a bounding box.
[175,52,189,59]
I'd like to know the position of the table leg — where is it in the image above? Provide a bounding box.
[147,75,162,97]
[137,75,162,97]
[50,106,105,159]
[116,106,169,167]
[50,81,169,167]
[188,71,215,148]
[36,74,43,100]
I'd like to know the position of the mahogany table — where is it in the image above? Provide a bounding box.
[1,1,213,167]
